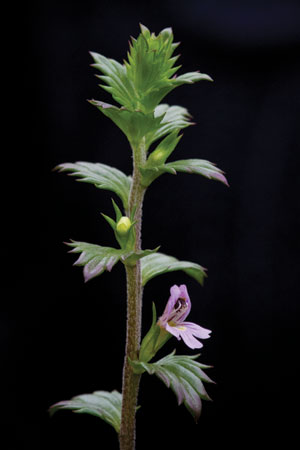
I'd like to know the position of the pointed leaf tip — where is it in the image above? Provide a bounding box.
[66,241,122,282]
[141,252,207,286]
[139,23,150,34]
[50,390,122,433]
[160,159,229,187]
[56,161,131,211]
[132,352,213,421]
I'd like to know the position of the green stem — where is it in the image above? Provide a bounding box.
[119,140,146,450]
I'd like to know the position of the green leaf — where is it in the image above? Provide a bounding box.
[101,213,117,231]
[90,51,137,111]
[139,303,172,363]
[49,390,122,433]
[130,351,214,421]
[172,71,213,85]
[164,159,229,185]
[66,241,122,282]
[111,198,123,222]
[124,25,181,113]
[88,100,194,151]
[123,246,160,266]
[152,104,193,143]
[140,157,229,187]
[90,25,212,115]
[66,241,160,281]
[140,253,207,286]
[124,24,212,113]
[89,25,212,147]
[146,131,182,166]
[88,100,163,150]
[55,161,132,211]
[139,131,182,186]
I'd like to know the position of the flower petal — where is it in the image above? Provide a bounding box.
[165,322,204,349]
[159,284,181,325]
[183,322,211,339]
[165,322,181,339]
[178,284,191,320]
[179,328,204,349]
[169,285,182,306]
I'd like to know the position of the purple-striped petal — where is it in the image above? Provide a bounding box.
[183,322,211,339]
[158,284,212,350]
[179,329,204,349]
[165,323,204,349]
[165,322,181,339]
[177,284,191,321]
[159,284,191,326]
[168,285,182,310]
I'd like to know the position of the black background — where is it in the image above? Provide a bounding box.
[5,0,300,449]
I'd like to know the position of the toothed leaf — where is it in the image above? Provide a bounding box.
[140,253,207,286]
[164,159,229,185]
[50,390,122,433]
[66,241,122,282]
[130,351,214,422]
[172,71,213,84]
[140,158,229,187]
[55,161,132,211]
[123,25,212,113]
[147,131,182,166]
[88,100,163,150]
[90,52,136,110]
[91,25,212,115]
[89,25,212,145]
[152,104,193,143]
[122,246,160,266]
[124,25,180,113]
[66,241,161,281]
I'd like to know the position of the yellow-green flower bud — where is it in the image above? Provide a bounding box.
[116,216,132,236]
[147,149,165,165]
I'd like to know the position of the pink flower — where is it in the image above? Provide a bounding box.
[157,284,211,349]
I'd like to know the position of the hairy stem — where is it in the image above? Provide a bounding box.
[119,141,146,450]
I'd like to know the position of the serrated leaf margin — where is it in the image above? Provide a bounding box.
[49,390,122,433]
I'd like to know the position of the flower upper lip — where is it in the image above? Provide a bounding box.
[158,284,191,325]
[168,297,189,323]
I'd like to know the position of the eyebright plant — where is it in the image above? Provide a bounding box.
[51,24,228,450]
